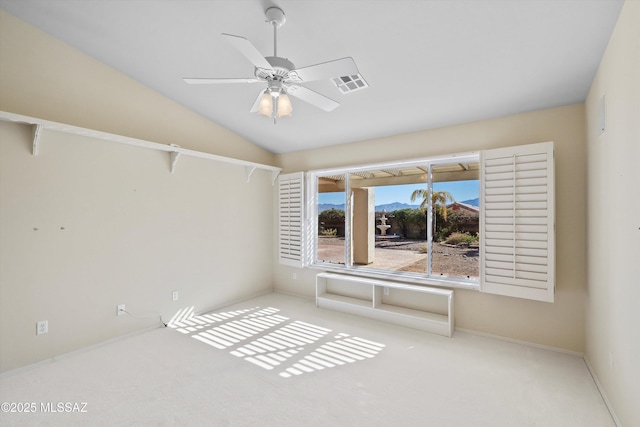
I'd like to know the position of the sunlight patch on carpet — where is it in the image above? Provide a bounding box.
[170,306,385,377]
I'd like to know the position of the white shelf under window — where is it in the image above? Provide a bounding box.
[316,272,454,337]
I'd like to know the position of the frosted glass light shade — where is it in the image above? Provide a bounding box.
[277,93,293,118]
[258,92,273,117]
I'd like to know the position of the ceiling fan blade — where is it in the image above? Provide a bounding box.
[289,57,359,83]
[285,85,340,112]
[222,33,274,73]
[183,78,261,84]
[250,90,265,113]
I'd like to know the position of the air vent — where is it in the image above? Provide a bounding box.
[332,74,369,94]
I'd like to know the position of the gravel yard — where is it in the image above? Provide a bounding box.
[318,237,479,278]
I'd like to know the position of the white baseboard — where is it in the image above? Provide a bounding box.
[1,324,160,380]
[455,327,584,357]
[1,289,276,380]
[273,288,315,301]
[583,355,622,427]
[455,329,621,426]
[196,288,275,316]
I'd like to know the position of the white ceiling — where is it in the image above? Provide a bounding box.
[0,0,624,154]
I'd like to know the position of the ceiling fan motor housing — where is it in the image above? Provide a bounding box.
[256,56,296,84]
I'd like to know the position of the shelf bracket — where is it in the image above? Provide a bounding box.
[32,124,42,156]
[246,168,280,185]
[170,144,181,174]
[271,170,280,185]
[245,166,257,183]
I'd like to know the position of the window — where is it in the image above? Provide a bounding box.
[309,153,481,288]
[316,173,346,266]
[278,141,555,302]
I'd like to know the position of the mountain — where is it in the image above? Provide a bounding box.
[318,202,421,213]
[375,202,421,212]
[318,199,478,213]
[318,203,345,213]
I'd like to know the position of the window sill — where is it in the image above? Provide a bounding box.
[309,262,480,291]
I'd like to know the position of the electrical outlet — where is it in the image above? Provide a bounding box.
[292,273,297,280]
[172,291,179,301]
[384,287,389,296]
[117,304,126,316]
[36,320,48,335]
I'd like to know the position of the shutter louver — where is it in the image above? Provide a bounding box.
[278,172,304,267]
[480,142,555,302]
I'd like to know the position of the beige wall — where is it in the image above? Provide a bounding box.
[0,121,275,373]
[276,103,587,353]
[585,1,640,426]
[0,9,276,166]
[0,10,277,373]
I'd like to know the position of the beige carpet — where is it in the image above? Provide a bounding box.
[0,292,614,426]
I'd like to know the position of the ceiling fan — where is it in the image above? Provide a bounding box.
[183,7,368,121]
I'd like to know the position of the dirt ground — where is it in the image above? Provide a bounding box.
[318,237,479,278]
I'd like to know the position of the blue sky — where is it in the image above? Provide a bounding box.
[319,180,479,205]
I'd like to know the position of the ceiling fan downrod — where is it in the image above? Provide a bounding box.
[265,7,286,58]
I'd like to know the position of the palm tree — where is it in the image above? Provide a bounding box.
[410,189,454,219]
[410,189,454,239]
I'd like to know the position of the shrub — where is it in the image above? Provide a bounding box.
[444,232,479,246]
[435,226,450,242]
[390,208,426,238]
[318,208,345,221]
[321,228,337,236]
[318,208,346,237]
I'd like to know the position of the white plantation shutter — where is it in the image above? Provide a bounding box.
[278,172,304,267]
[480,141,555,302]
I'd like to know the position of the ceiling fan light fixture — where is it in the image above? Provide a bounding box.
[258,91,273,117]
[276,93,293,118]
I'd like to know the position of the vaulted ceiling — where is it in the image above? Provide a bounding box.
[0,0,624,154]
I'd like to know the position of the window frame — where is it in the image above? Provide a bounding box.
[306,152,481,290]
[279,141,555,302]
